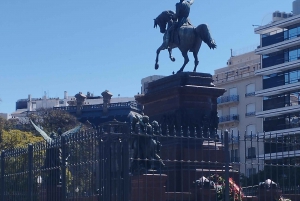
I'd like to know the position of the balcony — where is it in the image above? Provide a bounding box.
[217,95,239,105]
[256,82,300,97]
[219,114,239,123]
[228,136,239,145]
[246,155,256,160]
[245,111,256,117]
[256,36,300,55]
[245,92,255,97]
[256,58,300,76]
[254,14,300,35]
[53,101,140,112]
[230,157,240,163]
[256,104,300,118]
[258,150,300,160]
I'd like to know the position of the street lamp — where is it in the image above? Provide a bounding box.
[37,176,42,201]
[37,176,42,184]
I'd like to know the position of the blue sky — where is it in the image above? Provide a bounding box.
[0,1,293,113]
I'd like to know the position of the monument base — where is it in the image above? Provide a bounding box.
[131,174,168,201]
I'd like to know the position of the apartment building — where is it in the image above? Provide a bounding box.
[255,0,300,164]
[213,51,263,175]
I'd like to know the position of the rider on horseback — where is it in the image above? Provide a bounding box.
[174,0,194,28]
[164,0,194,48]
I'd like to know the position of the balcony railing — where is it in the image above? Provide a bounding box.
[230,157,240,163]
[228,136,239,144]
[219,114,239,123]
[245,111,255,117]
[245,92,255,97]
[246,155,256,159]
[54,101,139,111]
[217,95,239,104]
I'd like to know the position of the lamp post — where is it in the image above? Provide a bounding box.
[75,187,79,199]
[37,176,42,201]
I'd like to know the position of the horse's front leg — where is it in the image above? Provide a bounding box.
[155,44,166,70]
[177,51,189,73]
[168,48,176,62]
[192,51,199,72]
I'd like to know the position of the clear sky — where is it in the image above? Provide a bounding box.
[0,0,294,113]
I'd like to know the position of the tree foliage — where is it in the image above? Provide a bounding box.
[0,129,43,150]
[28,108,82,134]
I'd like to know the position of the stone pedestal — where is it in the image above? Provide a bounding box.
[135,72,225,137]
[258,189,282,201]
[192,189,216,201]
[46,185,62,201]
[131,174,167,201]
[135,73,227,194]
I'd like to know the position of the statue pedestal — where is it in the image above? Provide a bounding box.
[135,73,227,193]
[131,174,167,201]
[192,189,216,201]
[135,72,225,137]
[46,184,62,201]
[258,189,282,201]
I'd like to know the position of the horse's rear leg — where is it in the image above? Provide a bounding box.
[193,51,199,72]
[177,51,189,73]
[168,48,175,62]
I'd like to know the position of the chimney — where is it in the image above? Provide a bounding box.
[101,90,113,115]
[75,92,86,116]
[64,91,68,99]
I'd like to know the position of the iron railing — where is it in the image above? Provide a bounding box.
[1,124,300,201]
[219,114,239,123]
[217,95,239,104]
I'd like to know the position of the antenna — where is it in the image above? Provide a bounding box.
[261,12,273,26]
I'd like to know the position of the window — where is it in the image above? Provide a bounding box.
[229,88,237,96]
[229,127,238,137]
[245,84,255,97]
[32,102,36,110]
[247,168,256,176]
[230,149,239,162]
[230,107,239,120]
[246,125,256,137]
[230,107,237,115]
[246,103,255,116]
[59,100,64,104]
[247,147,256,159]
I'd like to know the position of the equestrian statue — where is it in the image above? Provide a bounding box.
[154,0,217,73]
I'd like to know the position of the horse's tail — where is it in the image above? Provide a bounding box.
[195,24,217,49]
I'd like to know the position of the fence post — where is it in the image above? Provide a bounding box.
[61,135,67,201]
[28,144,33,201]
[122,126,130,201]
[224,130,230,201]
[1,150,5,201]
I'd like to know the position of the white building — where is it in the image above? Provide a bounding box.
[12,91,135,118]
[255,0,300,164]
[213,51,264,176]
[0,113,11,120]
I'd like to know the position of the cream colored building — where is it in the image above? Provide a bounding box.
[213,51,264,176]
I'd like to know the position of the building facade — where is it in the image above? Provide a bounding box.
[255,0,300,164]
[12,91,136,120]
[213,51,263,175]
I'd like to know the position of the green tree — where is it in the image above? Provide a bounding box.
[28,108,83,134]
[0,129,43,150]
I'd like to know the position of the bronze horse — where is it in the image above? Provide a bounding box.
[154,10,217,73]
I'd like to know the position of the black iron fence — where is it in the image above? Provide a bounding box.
[1,122,300,201]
